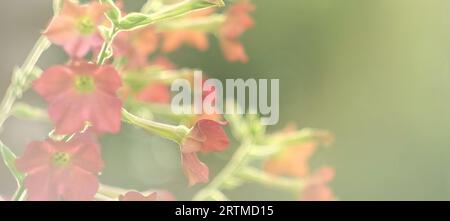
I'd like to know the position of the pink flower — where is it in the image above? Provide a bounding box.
[181,153,209,186]
[219,1,255,63]
[43,0,108,57]
[119,191,157,201]
[181,120,229,186]
[300,167,335,201]
[33,60,122,135]
[15,133,104,201]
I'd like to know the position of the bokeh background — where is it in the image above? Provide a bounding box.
[1,0,450,200]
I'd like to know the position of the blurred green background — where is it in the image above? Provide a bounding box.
[1,0,450,200]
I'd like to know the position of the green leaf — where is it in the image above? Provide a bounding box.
[0,141,25,185]
[118,0,225,31]
[100,0,122,25]
[119,13,152,30]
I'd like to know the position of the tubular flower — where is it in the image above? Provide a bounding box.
[181,120,229,186]
[219,1,255,62]
[43,0,108,57]
[15,133,104,201]
[33,60,123,135]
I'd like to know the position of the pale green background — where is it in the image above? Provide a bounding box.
[1,0,450,200]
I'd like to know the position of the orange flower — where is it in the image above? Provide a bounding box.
[113,27,159,68]
[219,1,255,63]
[220,39,249,63]
[264,142,317,178]
[161,9,214,52]
[162,30,209,52]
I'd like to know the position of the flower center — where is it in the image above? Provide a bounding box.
[76,16,95,35]
[74,75,95,93]
[52,152,71,167]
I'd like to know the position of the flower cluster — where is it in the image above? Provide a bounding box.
[0,0,336,201]
[10,0,244,201]
[264,126,336,201]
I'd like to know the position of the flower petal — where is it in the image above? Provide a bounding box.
[181,153,209,186]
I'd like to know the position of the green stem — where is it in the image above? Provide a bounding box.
[0,36,51,132]
[192,140,253,201]
[11,185,26,201]
[96,26,120,65]
[94,7,191,145]
[98,184,128,199]
[238,167,304,192]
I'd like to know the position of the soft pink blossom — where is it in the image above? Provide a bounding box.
[15,133,104,201]
[33,60,122,134]
[43,0,108,57]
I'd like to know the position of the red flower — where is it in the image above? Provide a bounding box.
[182,120,229,153]
[33,60,122,134]
[219,1,255,63]
[119,191,157,201]
[43,0,108,57]
[300,167,335,201]
[113,26,159,68]
[15,133,104,201]
[181,120,229,186]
